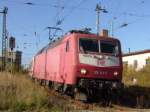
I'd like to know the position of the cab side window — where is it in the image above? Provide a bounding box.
[66,40,69,52]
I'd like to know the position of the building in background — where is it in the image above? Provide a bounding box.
[123,49,150,70]
[0,50,22,71]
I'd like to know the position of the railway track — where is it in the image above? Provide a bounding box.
[43,86,136,111]
[32,78,150,111]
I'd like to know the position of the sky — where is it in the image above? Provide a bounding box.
[0,0,150,66]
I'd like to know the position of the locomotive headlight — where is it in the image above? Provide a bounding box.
[99,55,103,59]
[80,69,87,74]
[114,71,119,76]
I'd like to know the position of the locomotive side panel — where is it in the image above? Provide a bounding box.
[34,53,46,79]
[62,36,77,84]
[45,35,78,85]
[46,46,61,82]
[33,55,40,78]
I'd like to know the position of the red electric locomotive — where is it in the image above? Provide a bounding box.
[30,29,123,101]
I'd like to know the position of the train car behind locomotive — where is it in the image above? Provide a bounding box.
[30,29,123,101]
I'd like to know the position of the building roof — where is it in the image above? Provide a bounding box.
[123,49,150,57]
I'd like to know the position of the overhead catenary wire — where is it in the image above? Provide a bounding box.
[1,0,90,10]
[105,0,150,35]
[1,0,150,45]
[1,0,90,42]
[107,10,150,33]
[1,0,66,9]
[52,0,65,27]
[51,0,89,38]
[115,16,150,30]
[56,0,89,26]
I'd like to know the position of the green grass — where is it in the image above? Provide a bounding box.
[0,72,59,112]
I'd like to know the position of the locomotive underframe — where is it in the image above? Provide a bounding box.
[77,78,123,90]
[59,77,124,102]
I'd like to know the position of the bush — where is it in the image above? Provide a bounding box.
[123,64,150,87]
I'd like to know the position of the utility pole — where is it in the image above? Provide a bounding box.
[0,7,8,71]
[95,3,108,35]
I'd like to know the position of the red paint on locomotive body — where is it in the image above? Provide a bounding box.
[31,32,123,86]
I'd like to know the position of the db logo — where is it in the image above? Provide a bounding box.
[97,60,105,66]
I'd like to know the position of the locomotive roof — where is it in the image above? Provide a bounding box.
[36,37,64,55]
[36,30,119,55]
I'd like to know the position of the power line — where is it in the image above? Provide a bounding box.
[115,16,148,30]
[24,2,35,6]
[51,0,89,38]
[1,0,66,9]
[55,0,89,26]
[1,0,90,10]
[52,0,65,27]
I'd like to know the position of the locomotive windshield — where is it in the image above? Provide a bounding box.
[100,41,119,55]
[79,38,119,55]
[79,38,99,52]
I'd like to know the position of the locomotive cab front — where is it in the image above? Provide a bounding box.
[76,33,123,91]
